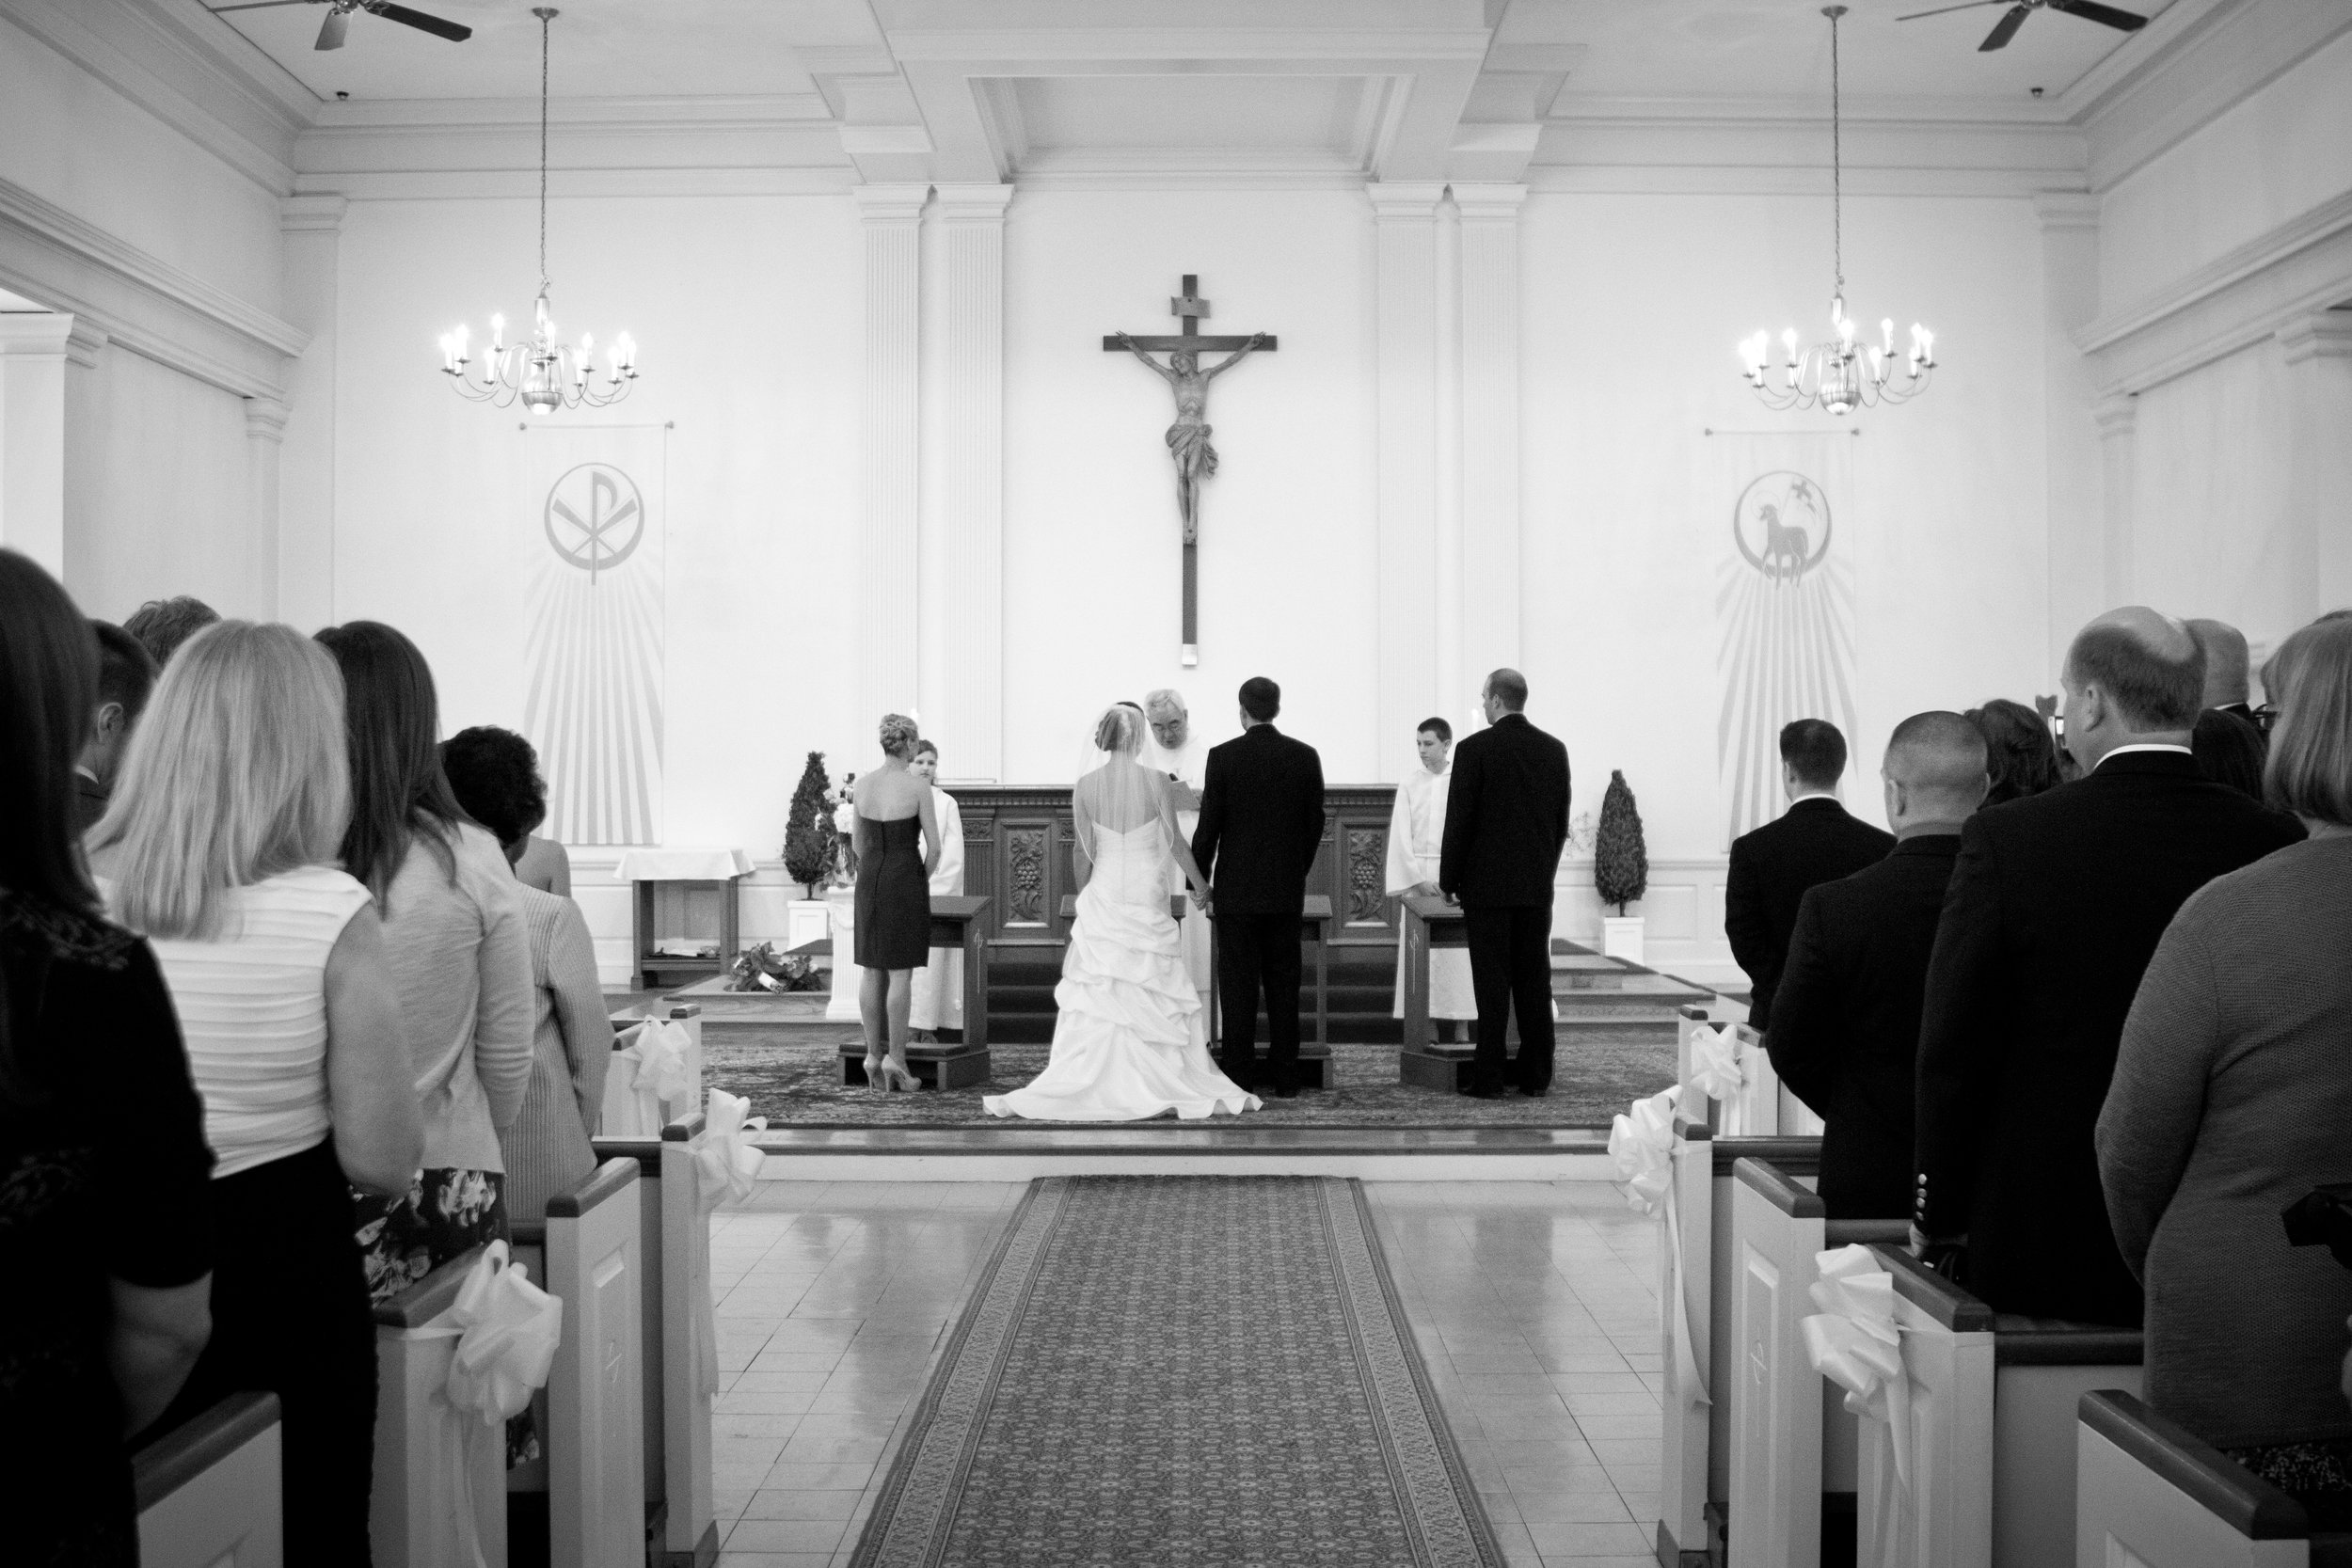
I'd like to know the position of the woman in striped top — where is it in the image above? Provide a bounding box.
[90,619,420,1564]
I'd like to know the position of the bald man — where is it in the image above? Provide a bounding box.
[2186,617,2254,718]
[1768,713,1986,1219]
[1914,608,2303,1325]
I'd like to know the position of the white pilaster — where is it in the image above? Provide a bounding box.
[856,183,929,743]
[245,396,290,619]
[2278,310,2352,619]
[0,311,73,576]
[931,183,1012,782]
[2094,395,2137,610]
[1454,182,1527,705]
[278,195,345,630]
[1370,182,1445,778]
[2035,193,2105,673]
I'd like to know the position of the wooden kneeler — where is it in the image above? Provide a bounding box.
[135,1390,283,1568]
[373,1246,504,1568]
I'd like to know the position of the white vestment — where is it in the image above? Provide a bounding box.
[909,787,965,1031]
[1140,732,1212,991]
[1388,763,1477,1019]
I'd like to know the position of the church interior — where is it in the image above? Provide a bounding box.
[4,0,2351,1565]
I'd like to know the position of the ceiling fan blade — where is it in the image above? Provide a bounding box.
[366,1,472,42]
[2047,0,2150,30]
[208,1,323,12]
[1979,3,2032,50]
[313,7,347,48]
[1897,0,2009,20]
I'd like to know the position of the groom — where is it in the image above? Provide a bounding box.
[1191,676,1327,1097]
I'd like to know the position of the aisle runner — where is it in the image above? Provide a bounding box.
[849,1176,1503,1568]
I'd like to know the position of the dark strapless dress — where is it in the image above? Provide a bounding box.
[854,815,930,970]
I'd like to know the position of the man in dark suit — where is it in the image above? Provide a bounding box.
[1724,719,1894,1033]
[1438,669,1571,1099]
[1191,676,1326,1097]
[1768,712,1986,1219]
[1914,608,2303,1326]
[72,620,156,834]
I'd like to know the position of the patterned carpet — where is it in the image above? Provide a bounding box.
[703,1035,1677,1129]
[848,1176,1505,1568]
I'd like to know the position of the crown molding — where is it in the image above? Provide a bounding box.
[291,168,859,202]
[305,93,834,133]
[1521,166,2086,200]
[882,27,1493,64]
[2077,188,2352,356]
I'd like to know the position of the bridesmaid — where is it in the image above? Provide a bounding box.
[855,714,941,1091]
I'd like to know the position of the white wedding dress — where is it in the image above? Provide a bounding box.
[983,758,1260,1122]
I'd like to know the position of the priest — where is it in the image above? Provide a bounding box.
[1388,718,1476,1033]
[1143,689,1213,1006]
[908,739,965,1039]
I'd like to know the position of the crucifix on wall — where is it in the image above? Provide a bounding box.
[1104,275,1277,667]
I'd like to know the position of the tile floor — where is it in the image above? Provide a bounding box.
[707,1178,1661,1568]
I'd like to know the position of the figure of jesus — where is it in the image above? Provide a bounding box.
[1113,330,1269,544]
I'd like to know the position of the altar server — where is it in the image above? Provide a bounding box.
[1388,718,1475,1029]
[909,739,965,1037]
[1144,689,1214,1000]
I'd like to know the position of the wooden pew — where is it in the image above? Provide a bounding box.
[604,1004,704,1137]
[1723,1158,1909,1568]
[593,1115,719,1568]
[2076,1389,2348,1568]
[1862,1245,2144,1568]
[545,1160,646,1568]
[373,1245,504,1568]
[134,1390,282,1568]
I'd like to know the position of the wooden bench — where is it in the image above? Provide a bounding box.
[836,894,993,1088]
[606,1003,704,1137]
[2076,1389,2352,1568]
[373,1246,504,1568]
[547,1160,646,1568]
[1861,1244,2144,1568]
[134,1390,282,1568]
[594,1114,719,1568]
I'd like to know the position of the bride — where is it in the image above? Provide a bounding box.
[983,705,1260,1121]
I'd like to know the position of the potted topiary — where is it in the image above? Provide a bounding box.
[784,752,834,900]
[1593,769,1649,964]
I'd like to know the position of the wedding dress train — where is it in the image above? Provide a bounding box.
[982,816,1259,1122]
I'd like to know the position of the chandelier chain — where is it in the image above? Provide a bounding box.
[1830,6,1843,297]
[538,8,549,294]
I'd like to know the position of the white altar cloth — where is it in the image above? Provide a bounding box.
[612,847,755,882]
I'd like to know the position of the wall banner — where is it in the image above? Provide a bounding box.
[1708,432,1860,847]
[517,423,667,845]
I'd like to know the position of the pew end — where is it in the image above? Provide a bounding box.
[548,1158,648,1568]
[134,1390,283,1568]
[2076,1390,2332,1568]
[373,1245,504,1568]
[1994,1323,2143,1568]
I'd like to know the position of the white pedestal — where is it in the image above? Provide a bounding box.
[1602,915,1645,966]
[824,888,861,1022]
[784,900,830,952]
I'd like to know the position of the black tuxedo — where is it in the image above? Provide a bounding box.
[1766,833,1961,1220]
[1192,724,1326,1086]
[1438,713,1571,1094]
[1914,750,2303,1325]
[1724,799,1895,1032]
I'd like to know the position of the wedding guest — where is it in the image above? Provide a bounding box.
[1965,697,2062,806]
[2187,617,2255,720]
[1725,719,1893,1032]
[316,622,532,1299]
[122,594,218,669]
[1143,689,1214,1006]
[2100,613,2352,1524]
[0,550,215,1566]
[1768,712,1986,1218]
[854,714,941,1090]
[89,615,419,1563]
[1387,717,1474,1039]
[1915,608,2302,1325]
[439,726,612,1222]
[72,621,154,834]
[2192,706,2267,800]
[515,832,573,897]
[1440,670,1571,1099]
[907,738,966,1043]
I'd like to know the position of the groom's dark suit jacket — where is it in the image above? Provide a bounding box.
[1192,724,1326,914]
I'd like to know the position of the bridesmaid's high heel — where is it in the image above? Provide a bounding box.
[862,1052,887,1089]
[880,1057,920,1093]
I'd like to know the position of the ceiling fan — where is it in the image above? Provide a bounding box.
[1897,0,2147,52]
[206,0,472,52]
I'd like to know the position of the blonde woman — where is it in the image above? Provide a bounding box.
[88,620,419,1566]
[854,714,941,1090]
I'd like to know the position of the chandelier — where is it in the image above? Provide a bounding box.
[438,8,636,413]
[1738,6,1935,416]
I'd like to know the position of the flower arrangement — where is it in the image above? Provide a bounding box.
[826,773,859,884]
[726,942,823,993]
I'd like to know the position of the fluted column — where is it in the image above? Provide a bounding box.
[1454,182,1526,705]
[931,183,1013,782]
[856,183,929,740]
[0,311,73,576]
[2279,311,2352,621]
[244,397,289,618]
[2094,395,2137,610]
[2035,194,2104,672]
[1370,182,1445,779]
[278,195,345,629]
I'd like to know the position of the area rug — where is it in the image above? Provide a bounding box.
[847,1175,1505,1568]
[705,1035,1675,1130]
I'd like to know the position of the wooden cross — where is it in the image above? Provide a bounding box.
[1104,275,1278,666]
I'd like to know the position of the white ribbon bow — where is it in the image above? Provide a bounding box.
[1801,1244,1914,1490]
[411,1243,564,1568]
[693,1087,770,1212]
[1609,1085,1709,1408]
[633,1017,694,1104]
[1687,1022,1745,1103]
